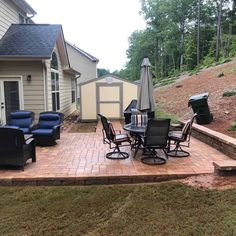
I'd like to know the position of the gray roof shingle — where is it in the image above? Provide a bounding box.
[0,24,62,58]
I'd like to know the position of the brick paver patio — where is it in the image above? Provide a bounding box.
[0,121,231,185]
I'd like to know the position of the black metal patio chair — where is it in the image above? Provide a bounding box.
[167,113,197,157]
[141,119,171,165]
[98,114,131,159]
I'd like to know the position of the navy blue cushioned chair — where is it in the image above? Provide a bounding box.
[32,111,64,146]
[8,110,35,134]
[0,127,36,170]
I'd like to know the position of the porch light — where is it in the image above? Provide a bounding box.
[27,75,32,82]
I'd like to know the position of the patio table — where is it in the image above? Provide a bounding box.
[123,123,172,164]
[123,124,146,158]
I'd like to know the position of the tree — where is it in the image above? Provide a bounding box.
[97,68,110,77]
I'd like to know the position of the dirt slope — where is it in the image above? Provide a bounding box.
[155,59,236,138]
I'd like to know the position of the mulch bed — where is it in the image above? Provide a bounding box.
[62,110,97,133]
[155,60,236,138]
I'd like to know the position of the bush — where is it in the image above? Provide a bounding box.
[222,91,236,97]
[228,121,236,131]
[217,72,225,77]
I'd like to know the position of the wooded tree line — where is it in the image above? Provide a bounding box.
[113,0,236,82]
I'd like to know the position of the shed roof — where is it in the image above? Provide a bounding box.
[0,24,62,59]
[79,74,138,86]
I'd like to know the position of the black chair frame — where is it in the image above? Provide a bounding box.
[141,119,171,165]
[168,114,197,157]
[98,114,131,160]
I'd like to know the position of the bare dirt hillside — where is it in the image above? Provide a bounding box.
[155,59,236,138]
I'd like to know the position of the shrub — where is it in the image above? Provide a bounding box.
[228,121,236,131]
[217,72,224,77]
[222,91,236,97]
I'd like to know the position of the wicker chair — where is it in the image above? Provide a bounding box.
[98,114,131,159]
[168,114,197,157]
[32,111,64,146]
[0,127,36,170]
[7,110,35,134]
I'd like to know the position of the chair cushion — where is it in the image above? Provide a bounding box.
[131,114,148,127]
[168,131,183,141]
[20,127,30,134]
[10,111,32,119]
[10,117,32,128]
[39,114,60,129]
[114,134,129,143]
[32,129,54,136]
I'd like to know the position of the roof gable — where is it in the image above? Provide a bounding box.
[0,24,68,62]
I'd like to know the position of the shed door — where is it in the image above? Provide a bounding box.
[97,83,123,119]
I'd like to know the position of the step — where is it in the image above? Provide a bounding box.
[213,160,236,176]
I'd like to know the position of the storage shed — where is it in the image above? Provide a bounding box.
[80,74,138,121]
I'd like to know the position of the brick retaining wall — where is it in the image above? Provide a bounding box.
[190,123,236,160]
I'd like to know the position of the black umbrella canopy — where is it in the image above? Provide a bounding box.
[137,57,155,112]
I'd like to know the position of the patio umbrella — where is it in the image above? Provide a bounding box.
[137,57,155,112]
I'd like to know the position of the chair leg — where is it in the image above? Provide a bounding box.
[106,145,129,160]
[168,142,190,157]
[141,148,166,165]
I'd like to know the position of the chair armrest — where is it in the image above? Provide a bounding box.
[32,124,40,130]
[25,138,34,145]
[52,124,61,131]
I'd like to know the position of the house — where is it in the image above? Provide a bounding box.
[0,0,36,38]
[0,0,100,124]
[0,23,80,124]
[66,41,99,99]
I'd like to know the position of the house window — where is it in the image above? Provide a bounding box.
[51,52,60,111]
[71,78,76,103]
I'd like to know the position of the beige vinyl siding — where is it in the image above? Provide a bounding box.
[66,44,97,84]
[0,0,26,39]
[0,61,45,119]
[46,46,76,117]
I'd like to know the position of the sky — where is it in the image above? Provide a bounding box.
[26,0,146,71]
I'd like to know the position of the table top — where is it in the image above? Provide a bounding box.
[123,124,146,134]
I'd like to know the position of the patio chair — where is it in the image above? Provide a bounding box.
[7,110,35,134]
[141,119,171,165]
[98,114,131,159]
[168,113,197,157]
[0,127,36,170]
[32,111,64,146]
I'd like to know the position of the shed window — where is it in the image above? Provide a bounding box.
[71,78,76,103]
[51,52,60,111]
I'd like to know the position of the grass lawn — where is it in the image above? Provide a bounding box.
[0,182,236,236]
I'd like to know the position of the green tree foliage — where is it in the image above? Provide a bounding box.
[116,0,236,82]
[97,68,110,77]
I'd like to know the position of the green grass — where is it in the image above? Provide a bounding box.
[1,183,235,235]
[156,110,180,124]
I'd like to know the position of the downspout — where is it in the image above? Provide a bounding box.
[42,61,48,111]
[75,73,81,109]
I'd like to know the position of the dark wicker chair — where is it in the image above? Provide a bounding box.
[141,119,171,165]
[168,114,197,157]
[0,127,36,170]
[7,110,35,134]
[32,111,64,146]
[98,114,131,159]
